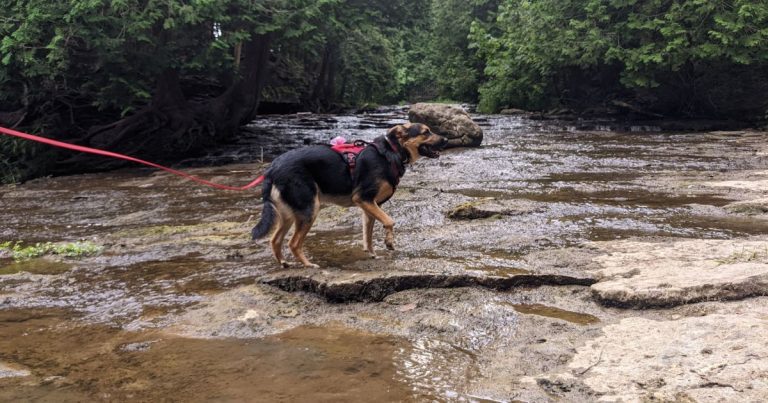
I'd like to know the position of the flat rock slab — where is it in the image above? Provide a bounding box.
[703,179,768,191]
[589,238,768,308]
[259,258,596,302]
[544,314,768,402]
[725,197,768,215]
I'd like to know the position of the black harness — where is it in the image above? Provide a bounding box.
[331,135,408,189]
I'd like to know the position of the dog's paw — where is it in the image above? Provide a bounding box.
[304,263,320,269]
[280,261,292,268]
[385,242,395,251]
[364,248,378,259]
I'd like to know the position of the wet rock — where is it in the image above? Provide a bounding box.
[724,197,768,215]
[118,341,157,352]
[499,108,529,116]
[259,258,596,303]
[0,362,30,378]
[508,303,599,325]
[546,313,768,401]
[446,198,542,220]
[708,179,768,191]
[589,238,768,308]
[704,171,768,191]
[545,108,576,118]
[170,285,317,339]
[408,103,483,147]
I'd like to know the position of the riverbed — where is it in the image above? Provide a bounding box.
[1,109,767,401]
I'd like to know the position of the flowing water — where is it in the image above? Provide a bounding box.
[1,108,767,401]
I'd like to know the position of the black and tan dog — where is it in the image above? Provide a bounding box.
[251,123,448,268]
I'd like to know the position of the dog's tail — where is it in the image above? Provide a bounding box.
[251,178,276,240]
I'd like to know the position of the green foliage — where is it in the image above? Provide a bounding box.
[340,28,398,103]
[392,0,500,102]
[0,0,333,183]
[0,240,102,261]
[471,0,768,113]
[2,0,768,185]
[0,0,315,114]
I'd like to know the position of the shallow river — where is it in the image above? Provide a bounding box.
[1,109,767,401]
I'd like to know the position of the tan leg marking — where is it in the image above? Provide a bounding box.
[354,196,395,250]
[270,212,293,268]
[288,196,320,268]
[362,211,376,257]
[269,188,295,268]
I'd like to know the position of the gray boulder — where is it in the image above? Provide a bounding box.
[408,103,483,147]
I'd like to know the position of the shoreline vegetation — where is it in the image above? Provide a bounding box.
[2,0,767,183]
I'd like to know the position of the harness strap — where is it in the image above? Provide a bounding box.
[369,140,406,189]
[329,137,407,188]
[331,140,367,174]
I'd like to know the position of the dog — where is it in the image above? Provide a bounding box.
[251,123,448,268]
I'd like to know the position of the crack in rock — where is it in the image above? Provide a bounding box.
[259,272,596,302]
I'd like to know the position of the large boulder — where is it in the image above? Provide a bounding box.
[408,103,483,147]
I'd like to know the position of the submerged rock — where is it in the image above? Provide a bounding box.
[408,103,483,147]
[588,238,768,308]
[446,198,542,220]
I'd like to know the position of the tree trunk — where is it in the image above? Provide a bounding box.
[56,34,273,172]
[323,43,339,106]
[309,41,340,111]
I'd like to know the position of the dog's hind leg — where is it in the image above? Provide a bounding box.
[288,196,320,268]
[269,187,296,268]
[362,211,377,258]
[270,213,293,268]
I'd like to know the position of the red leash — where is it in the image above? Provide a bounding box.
[0,126,264,191]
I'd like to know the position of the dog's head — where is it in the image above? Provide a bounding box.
[386,123,448,162]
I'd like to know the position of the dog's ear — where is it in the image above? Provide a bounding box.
[387,125,407,140]
[406,123,423,138]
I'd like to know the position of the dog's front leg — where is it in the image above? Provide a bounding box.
[362,211,377,257]
[354,199,396,251]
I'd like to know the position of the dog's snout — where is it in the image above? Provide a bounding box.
[438,136,448,148]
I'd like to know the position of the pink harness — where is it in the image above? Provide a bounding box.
[330,138,366,174]
[329,136,406,188]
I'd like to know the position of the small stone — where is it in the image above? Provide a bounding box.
[118,341,156,352]
[279,308,299,318]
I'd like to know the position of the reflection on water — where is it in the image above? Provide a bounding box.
[1,311,483,402]
[395,336,480,401]
[508,303,600,325]
[0,259,73,275]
